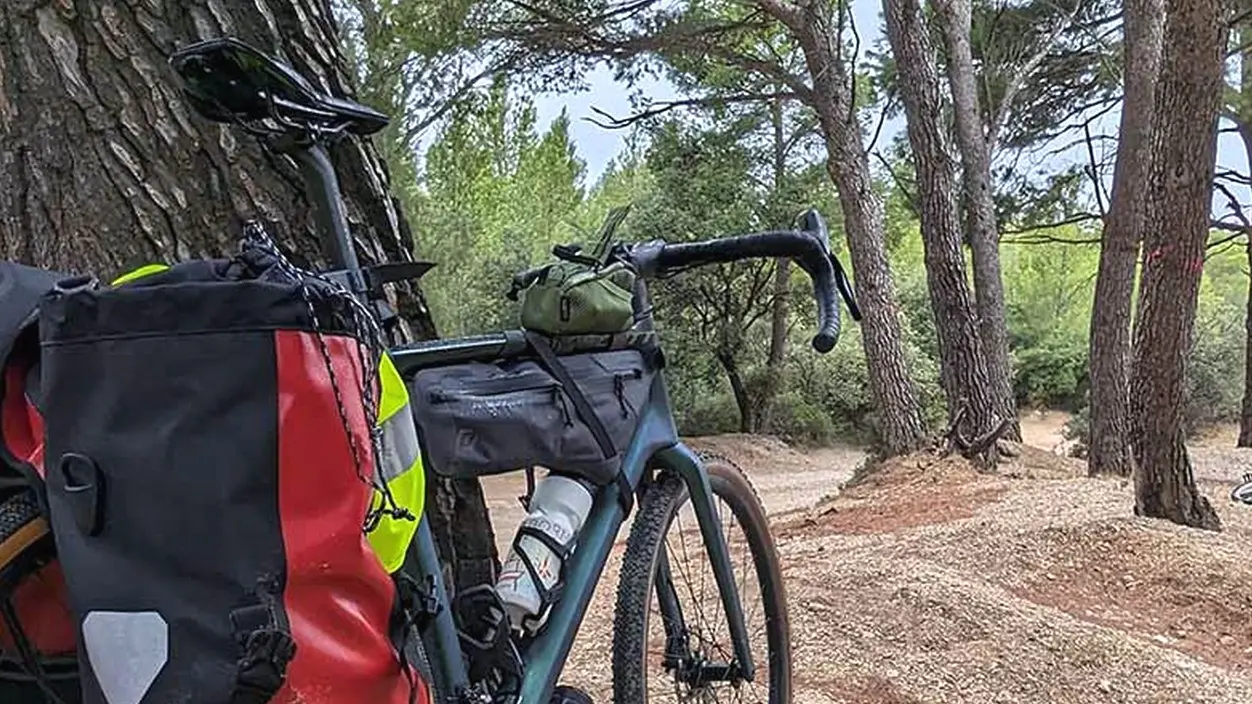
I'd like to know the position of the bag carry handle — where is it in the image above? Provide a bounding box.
[523,332,634,514]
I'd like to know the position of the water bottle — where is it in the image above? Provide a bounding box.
[495,473,594,633]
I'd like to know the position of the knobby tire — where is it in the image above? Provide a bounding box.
[611,454,792,703]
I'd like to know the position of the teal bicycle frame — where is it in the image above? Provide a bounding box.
[389,319,755,704]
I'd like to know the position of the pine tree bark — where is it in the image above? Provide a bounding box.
[883,0,999,463]
[1242,229,1252,447]
[1087,0,1165,476]
[1233,21,1252,449]
[1129,0,1226,531]
[933,0,1019,441]
[0,0,498,588]
[1241,224,1252,447]
[758,0,928,454]
[717,350,755,434]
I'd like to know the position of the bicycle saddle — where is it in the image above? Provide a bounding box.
[169,37,389,136]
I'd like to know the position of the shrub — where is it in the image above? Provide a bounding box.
[1013,336,1088,410]
[766,390,839,446]
[674,389,741,436]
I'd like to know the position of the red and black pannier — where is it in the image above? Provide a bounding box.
[0,238,429,704]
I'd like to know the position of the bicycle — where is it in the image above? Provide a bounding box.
[0,37,859,704]
[1233,473,1252,505]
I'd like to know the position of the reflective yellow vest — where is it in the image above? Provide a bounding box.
[366,352,425,572]
[111,265,425,573]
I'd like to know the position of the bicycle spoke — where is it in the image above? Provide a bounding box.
[641,484,772,703]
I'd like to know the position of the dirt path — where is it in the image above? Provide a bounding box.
[482,416,1252,702]
[481,434,867,554]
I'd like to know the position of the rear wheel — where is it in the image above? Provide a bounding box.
[0,492,45,568]
[612,455,791,703]
[0,490,79,702]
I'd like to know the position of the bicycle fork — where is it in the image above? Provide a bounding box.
[655,445,756,684]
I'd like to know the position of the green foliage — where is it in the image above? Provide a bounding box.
[1185,259,1247,430]
[1001,230,1099,408]
[414,80,587,335]
[342,0,1249,452]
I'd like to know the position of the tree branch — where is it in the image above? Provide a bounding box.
[752,0,805,33]
[999,211,1103,239]
[873,151,918,215]
[987,3,1082,153]
[867,95,897,153]
[400,56,521,145]
[498,0,817,103]
[585,91,798,129]
[1083,123,1109,216]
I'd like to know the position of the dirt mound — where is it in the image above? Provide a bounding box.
[785,451,1003,537]
[684,434,866,516]
[764,445,1250,701]
[1008,520,1252,671]
[556,433,1252,702]
[1000,441,1086,479]
[785,446,1084,538]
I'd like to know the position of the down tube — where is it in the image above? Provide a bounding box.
[653,443,756,679]
[409,518,470,697]
[517,396,676,703]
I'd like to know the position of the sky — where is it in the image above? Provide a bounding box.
[527,0,1252,219]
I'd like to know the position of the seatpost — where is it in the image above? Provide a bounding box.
[284,139,367,296]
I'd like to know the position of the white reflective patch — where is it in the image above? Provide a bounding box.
[82,611,168,704]
[379,405,420,480]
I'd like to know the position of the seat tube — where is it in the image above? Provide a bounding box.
[286,143,366,294]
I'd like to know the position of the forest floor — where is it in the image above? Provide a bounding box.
[479,411,1252,703]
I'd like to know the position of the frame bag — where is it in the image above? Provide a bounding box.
[409,332,660,496]
[37,237,428,704]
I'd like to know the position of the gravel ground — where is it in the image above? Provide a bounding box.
[483,417,1252,702]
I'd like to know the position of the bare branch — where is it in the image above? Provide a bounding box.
[1000,212,1104,239]
[1002,232,1103,245]
[1212,179,1251,227]
[1216,168,1252,186]
[584,91,798,129]
[867,95,897,153]
[1206,229,1248,248]
[873,151,918,215]
[400,56,521,144]
[1082,123,1109,216]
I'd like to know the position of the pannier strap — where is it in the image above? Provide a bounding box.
[523,332,634,515]
[229,587,297,704]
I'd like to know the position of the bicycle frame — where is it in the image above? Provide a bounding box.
[390,346,754,702]
[292,137,756,703]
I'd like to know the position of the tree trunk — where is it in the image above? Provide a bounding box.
[1234,21,1252,448]
[763,2,928,454]
[1087,0,1165,477]
[934,0,1019,441]
[1129,0,1225,531]
[759,95,791,433]
[0,0,498,587]
[717,350,754,434]
[1242,231,1252,447]
[883,0,999,464]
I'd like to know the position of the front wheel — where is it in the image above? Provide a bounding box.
[612,455,791,703]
